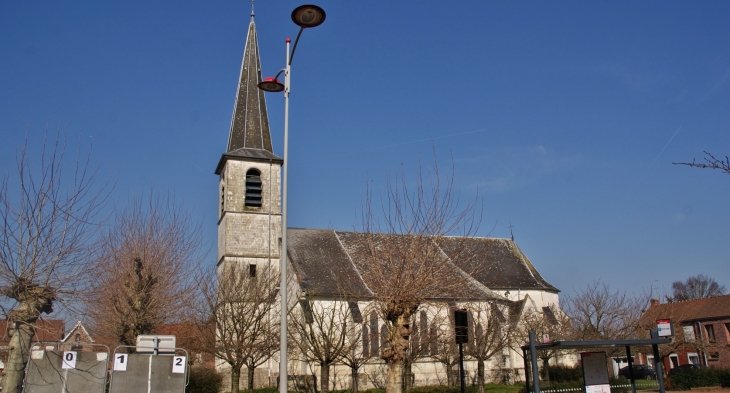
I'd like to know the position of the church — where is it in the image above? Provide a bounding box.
[214,11,565,392]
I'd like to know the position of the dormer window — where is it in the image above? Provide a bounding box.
[245,169,262,207]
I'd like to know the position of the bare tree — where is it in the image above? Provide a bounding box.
[85,193,203,347]
[564,281,644,342]
[290,297,358,393]
[465,301,514,393]
[512,304,572,382]
[354,160,482,393]
[338,303,373,393]
[674,151,730,175]
[666,274,726,302]
[0,134,110,393]
[430,312,460,388]
[193,263,279,393]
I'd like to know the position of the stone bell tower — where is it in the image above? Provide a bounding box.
[215,12,282,278]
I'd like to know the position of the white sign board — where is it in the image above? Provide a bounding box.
[581,352,610,386]
[586,385,611,393]
[657,319,673,337]
[114,354,128,371]
[136,335,176,354]
[172,356,186,374]
[62,351,77,369]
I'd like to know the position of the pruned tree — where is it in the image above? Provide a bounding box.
[84,193,203,347]
[512,303,572,382]
[674,151,730,175]
[665,274,726,302]
[290,297,358,393]
[465,301,514,393]
[0,133,110,393]
[193,263,279,393]
[402,309,435,391]
[354,159,482,393]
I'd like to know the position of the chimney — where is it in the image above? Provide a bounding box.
[650,298,660,307]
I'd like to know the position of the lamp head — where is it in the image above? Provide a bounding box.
[258,77,285,93]
[291,5,326,28]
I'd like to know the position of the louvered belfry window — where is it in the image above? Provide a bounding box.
[245,169,262,207]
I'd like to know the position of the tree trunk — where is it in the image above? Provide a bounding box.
[321,363,330,393]
[477,358,485,393]
[2,321,35,393]
[351,365,359,393]
[386,361,403,393]
[541,358,550,383]
[403,358,413,392]
[231,365,241,393]
[248,364,256,393]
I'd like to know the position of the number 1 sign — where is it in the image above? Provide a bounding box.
[114,354,128,371]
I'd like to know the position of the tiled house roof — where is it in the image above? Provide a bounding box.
[640,294,730,325]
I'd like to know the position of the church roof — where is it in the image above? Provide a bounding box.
[286,228,558,299]
[226,14,274,154]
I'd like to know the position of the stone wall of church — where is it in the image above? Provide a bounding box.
[221,160,281,215]
[218,213,281,262]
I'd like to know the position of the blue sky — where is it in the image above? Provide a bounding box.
[2,1,729,299]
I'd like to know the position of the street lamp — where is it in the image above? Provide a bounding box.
[257,5,326,393]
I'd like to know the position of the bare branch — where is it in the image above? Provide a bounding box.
[673,151,730,175]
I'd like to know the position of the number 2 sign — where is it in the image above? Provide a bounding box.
[172,356,186,374]
[62,351,77,369]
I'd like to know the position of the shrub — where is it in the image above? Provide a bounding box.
[546,365,583,382]
[187,366,223,393]
[668,368,719,390]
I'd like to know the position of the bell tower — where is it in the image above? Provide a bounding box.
[215,12,282,275]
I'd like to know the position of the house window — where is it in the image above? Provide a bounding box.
[705,324,716,343]
[669,354,679,369]
[75,334,80,342]
[245,169,262,207]
[688,353,700,365]
[647,355,655,369]
[709,352,720,361]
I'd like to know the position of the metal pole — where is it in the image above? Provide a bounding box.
[528,331,541,393]
[651,330,666,393]
[459,342,465,393]
[279,37,291,393]
[626,345,636,393]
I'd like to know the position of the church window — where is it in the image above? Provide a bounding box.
[348,301,363,323]
[220,185,225,216]
[249,264,257,278]
[362,326,370,358]
[380,325,389,356]
[245,169,262,207]
[369,312,379,356]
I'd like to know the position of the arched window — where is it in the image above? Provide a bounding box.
[362,326,370,358]
[369,312,379,356]
[245,169,262,207]
[380,325,389,356]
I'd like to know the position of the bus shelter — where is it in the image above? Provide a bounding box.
[521,331,672,393]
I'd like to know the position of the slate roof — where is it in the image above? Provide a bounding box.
[226,14,273,153]
[286,228,558,300]
[640,294,730,324]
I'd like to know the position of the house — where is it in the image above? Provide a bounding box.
[60,321,94,351]
[0,319,65,365]
[214,9,564,392]
[638,295,730,369]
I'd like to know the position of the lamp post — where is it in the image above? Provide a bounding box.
[258,5,326,393]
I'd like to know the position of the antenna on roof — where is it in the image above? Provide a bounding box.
[508,222,514,241]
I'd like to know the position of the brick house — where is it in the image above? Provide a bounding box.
[638,295,730,369]
[0,319,65,368]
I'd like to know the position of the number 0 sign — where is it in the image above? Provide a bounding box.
[172,356,186,374]
[62,351,77,369]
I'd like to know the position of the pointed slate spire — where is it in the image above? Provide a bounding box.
[226,13,273,153]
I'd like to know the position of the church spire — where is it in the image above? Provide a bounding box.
[226,12,273,153]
